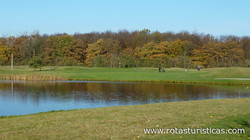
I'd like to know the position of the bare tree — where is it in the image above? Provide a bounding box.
[24,31,41,58]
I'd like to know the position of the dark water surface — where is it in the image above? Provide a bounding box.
[0,80,249,116]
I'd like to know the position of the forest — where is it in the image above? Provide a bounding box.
[0,29,250,68]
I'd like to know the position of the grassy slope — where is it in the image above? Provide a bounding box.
[0,98,249,140]
[0,66,250,84]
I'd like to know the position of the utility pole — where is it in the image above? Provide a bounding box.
[6,36,15,71]
[11,52,14,70]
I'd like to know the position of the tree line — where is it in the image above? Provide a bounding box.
[0,29,249,68]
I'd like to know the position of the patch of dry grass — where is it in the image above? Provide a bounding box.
[1,74,67,81]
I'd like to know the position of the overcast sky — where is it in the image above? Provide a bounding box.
[1,0,250,37]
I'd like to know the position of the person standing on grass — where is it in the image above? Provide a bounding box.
[197,66,201,71]
[159,66,161,72]
[158,66,165,72]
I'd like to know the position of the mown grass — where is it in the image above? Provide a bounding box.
[0,98,249,140]
[0,66,250,85]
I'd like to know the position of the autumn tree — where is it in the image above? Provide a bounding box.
[134,29,151,47]
[85,39,121,67]
[14,36,30,64]
[85,39,107,66]
[192,41,244,67]
[43,35,86,65]
[0,45,12,65]
[151,31,163,43]
[223,41,244,66]
[241,37,250,59]
[166,39,194,68]
[135,41,169,67]
[0,30,248,67]
[120,48,136,68]
[104,39,121,67]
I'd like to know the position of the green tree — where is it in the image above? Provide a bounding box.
[93,55,108,67]
[29,56,44,70]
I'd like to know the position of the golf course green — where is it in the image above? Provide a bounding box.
[0,66,250,85]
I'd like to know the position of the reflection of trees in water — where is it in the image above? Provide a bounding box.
[0,82,249,104]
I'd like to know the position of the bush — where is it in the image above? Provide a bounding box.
[29,56,44,70]
[120,55,137,68]
[93,56,108,67]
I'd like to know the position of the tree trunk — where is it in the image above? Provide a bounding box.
[33,49,36,57]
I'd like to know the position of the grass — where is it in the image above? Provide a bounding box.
[0,98,249,140]
[0,66,250,85]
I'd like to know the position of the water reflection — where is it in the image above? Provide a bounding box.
[0,80,249,116]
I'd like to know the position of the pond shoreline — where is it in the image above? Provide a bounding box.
[0,98,249,139]
[1,76,250,85]
[1,80,249,116]
[1,97,249,117]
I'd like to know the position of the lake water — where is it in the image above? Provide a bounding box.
[0,80,249,116]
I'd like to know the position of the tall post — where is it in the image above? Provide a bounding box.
[6,36,15,71]
[11,52,13,70]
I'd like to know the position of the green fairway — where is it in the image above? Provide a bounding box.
[0,66,250,85]
[0,98,249,140]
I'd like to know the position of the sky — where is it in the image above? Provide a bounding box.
[1,0,250,37]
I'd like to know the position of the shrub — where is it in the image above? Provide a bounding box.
[29,56,44,70]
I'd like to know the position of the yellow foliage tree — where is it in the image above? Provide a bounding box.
[0,45,12,65]
[85,39,107,66]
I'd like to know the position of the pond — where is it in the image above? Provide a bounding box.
[0,80,249,116]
